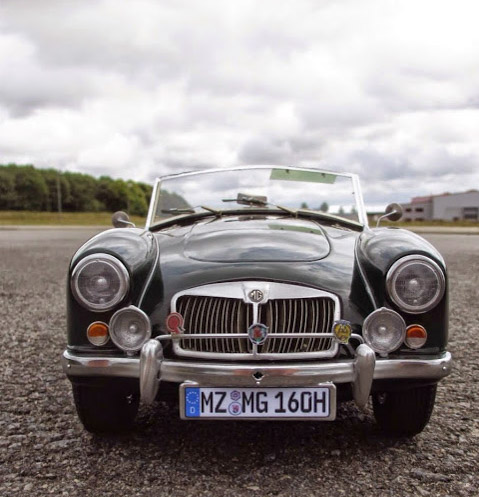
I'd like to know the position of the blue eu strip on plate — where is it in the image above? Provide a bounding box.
[184,387,201,417]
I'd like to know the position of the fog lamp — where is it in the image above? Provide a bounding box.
[405,324,427,349]
[109,306,151,352]
[363,307,406,355]
[87,321,109,346]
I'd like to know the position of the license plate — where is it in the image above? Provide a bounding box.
[180,385,336,420]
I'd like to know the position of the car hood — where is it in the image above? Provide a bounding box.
[183,217,330,262]
[153,215,363,322]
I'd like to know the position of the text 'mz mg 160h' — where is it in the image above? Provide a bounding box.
[62,166,451,436]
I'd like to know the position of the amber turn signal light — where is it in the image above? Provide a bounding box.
[405,324,427,349]
[87,321,110,346]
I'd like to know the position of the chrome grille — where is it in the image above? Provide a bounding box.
[177,296,252,353]
[258,298,334,354]
[176,294,335,355]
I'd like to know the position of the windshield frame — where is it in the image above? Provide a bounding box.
[145,165,368,229]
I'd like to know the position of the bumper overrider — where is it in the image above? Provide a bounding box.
[62,337,452,410]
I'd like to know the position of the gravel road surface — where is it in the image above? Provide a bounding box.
[0,229,477,496]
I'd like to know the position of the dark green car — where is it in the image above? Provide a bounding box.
[62,166,451,435]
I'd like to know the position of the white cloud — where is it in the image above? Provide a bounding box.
[0,0,478,206]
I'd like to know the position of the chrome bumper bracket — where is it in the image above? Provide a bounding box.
[352,344,376,408]
[140,339,164,404]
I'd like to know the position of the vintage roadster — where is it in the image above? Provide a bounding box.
[62,166,451,436]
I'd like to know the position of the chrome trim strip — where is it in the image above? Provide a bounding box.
[157,165,356,183]
[145,178,160,230]
[354,236,379,310]
[170,281,341,360]
[351,173,368,228]
[137,233,160,309]
[62,349,453,386]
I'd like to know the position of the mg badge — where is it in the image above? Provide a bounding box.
[248,323,268,345]
[249,289,264,303]
[332,320,352,344]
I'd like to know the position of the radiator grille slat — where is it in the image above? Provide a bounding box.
[176,295,336,356]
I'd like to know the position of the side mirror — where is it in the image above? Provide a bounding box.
[376,203,403,227]
[112,211,136,228]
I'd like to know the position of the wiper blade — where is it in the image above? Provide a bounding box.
[275,204,296,215]
[199,205,221,215]
[161,208,196,214]
[161,205,221,215]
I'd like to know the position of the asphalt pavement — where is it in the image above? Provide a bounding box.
[0,230,477,496]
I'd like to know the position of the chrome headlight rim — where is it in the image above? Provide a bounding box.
[109,305,152,352]
[71,253,130,312]
[386,255,445,314]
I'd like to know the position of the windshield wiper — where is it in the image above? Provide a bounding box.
[161,205,221,215]
[222,193,296,215]
[161,208,195,214]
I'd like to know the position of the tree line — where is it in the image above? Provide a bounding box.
[0,164,153,216]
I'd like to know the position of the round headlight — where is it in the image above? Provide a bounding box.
[386,255,445,314]
[71,254,129,311]
[109,306,151,352]
[363,307,406,355]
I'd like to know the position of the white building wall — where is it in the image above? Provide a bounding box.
[402,201,433,221]
[433,191,479,220]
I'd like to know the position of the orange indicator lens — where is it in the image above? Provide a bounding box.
[405,324,427,349]
[87,321,109,346]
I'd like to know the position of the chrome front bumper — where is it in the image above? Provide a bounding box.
[62,341,452,410]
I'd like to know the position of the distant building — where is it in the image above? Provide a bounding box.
[401,190,479,221]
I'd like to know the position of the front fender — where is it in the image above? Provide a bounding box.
[353,227,448,353]
[67,228,159,348]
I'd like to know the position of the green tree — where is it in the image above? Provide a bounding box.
[11,164,48,210]
[137,182,153,205]
[63,172,102,211]
[319,202,329,212]
[126,181,149,216]
[0,168,16,209]
[40,168,71,212]
[0,163,153,214]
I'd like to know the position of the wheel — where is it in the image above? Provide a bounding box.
[72,380,139,434]
[372,384,437,436]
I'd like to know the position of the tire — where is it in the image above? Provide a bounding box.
[72,380,139,434]
[372,384,437,437]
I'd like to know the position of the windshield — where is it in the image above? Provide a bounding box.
[148,166,365,227]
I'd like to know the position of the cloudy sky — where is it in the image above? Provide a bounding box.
[0,0,478,208]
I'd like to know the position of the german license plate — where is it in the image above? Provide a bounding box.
[180,385,336,420]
